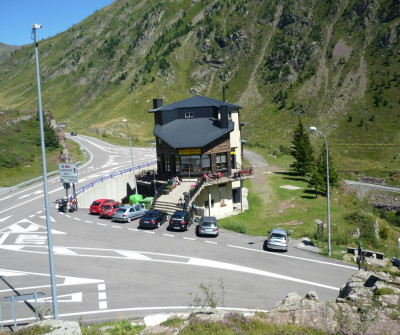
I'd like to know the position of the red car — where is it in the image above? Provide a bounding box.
[90,199,114,215]
[100,201,123,219]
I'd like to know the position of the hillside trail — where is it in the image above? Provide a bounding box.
[243,149,282,206]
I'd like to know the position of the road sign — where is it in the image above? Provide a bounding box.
[59,163,78,184]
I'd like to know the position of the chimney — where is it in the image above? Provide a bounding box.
[153,99,163,109]
[220,104,229,128]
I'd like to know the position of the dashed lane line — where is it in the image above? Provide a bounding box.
[163,234,174,237]
[205,241,217,244]
[112,226,122,229]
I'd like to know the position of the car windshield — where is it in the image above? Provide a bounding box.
[172,215,183,220]
[92,201,100,206]
[142,212,155,218]
[102,205,110,210]
[271,233,286,240]
[115,208,125,213]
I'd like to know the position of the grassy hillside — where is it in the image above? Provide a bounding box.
[0,0,399,183]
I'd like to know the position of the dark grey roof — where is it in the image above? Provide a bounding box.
[149,95,241,112]
[154,118,234,148]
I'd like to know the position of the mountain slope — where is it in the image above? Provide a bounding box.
[0,0,399,180]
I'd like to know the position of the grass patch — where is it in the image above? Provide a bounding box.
[10,325,52,335]
[80,320,145,335]
[160,316,186,328]
[179,313,330,334]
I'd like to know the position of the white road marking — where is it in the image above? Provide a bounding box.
[227,245,357,270]
[97,223,107,226]
[15,235,47,245]
[73,218,81,221]
[85,221,93,223]
[29,215,35,218]
[53,247,77,255]
[128,228,138,231]
[34,292,83,303]
[205,241,217,244]
[99,301,108,309]
[145,231,155,234]
[1,246,341,291]
[39,216,55,222]
[98,292,107,300]
[0,216,12,222]
[163,234,174,237]
[112,226,122,229]
[98,284,106,291]
[183,237,196,240]
[188,257,338,290]
[0,233,10,245]
[0,220,66,235]
[115,251,152,260]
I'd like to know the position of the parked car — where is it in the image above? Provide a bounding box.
[71,131,77,136]
[112,205,147,223]
[90,199,114,215]
[197,216,219,237]
[139,210,169,229]
[100,201,123,218]
[168,210,193,231]
[266,228,289,251]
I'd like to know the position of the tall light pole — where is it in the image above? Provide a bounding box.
[32,24,59,319]
[309,126,331,256]
[123,119,138,194]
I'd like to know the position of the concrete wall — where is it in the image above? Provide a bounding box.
[77,173,136,208]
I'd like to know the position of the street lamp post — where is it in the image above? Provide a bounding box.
[32,24,59,319]
[123,119,138,194]
[309,126,331,256]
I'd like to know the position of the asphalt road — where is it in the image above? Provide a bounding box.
[0,136,357,326]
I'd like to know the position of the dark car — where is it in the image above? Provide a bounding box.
[168,210,193,231]
[197,216,219,237]
[71,131,77,136]
[139,210,169,229]
[90,199,114,215]
[266,228,289,251]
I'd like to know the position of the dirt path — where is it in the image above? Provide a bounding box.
[243,149,282,206]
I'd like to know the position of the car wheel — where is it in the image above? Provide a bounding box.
[127,217,132,223]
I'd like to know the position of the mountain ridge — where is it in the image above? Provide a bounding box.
[0,0,399,180]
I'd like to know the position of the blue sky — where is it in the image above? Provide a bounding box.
[1,0,115,46]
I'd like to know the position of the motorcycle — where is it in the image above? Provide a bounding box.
[56,198,68,213]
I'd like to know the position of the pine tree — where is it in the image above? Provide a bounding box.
[308,143,338,195]
[36,111,60,150]
[290,119,314,176]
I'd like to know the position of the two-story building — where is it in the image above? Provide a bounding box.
[149,94,252,217]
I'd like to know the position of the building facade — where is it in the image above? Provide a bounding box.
[149,95,250,217]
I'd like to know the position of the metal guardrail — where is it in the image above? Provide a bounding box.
[344,180,400,193]
[0,170,60,196]
[0,161,156,198]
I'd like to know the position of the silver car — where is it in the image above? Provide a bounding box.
[197,216,219,237]
[112,205,146,223]
[266,228,289,251]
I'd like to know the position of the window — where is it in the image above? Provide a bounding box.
[164,155,170,172]
[175,156,181,172]
[201,155,210,171]
[216,153,227,170]
[185,112,194,118]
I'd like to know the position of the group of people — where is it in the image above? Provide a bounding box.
[202,172,214,182]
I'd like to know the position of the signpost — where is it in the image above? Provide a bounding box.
[59,163,78,184]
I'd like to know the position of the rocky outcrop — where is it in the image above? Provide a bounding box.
[264,271,400,335]
[21,320,81,335]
